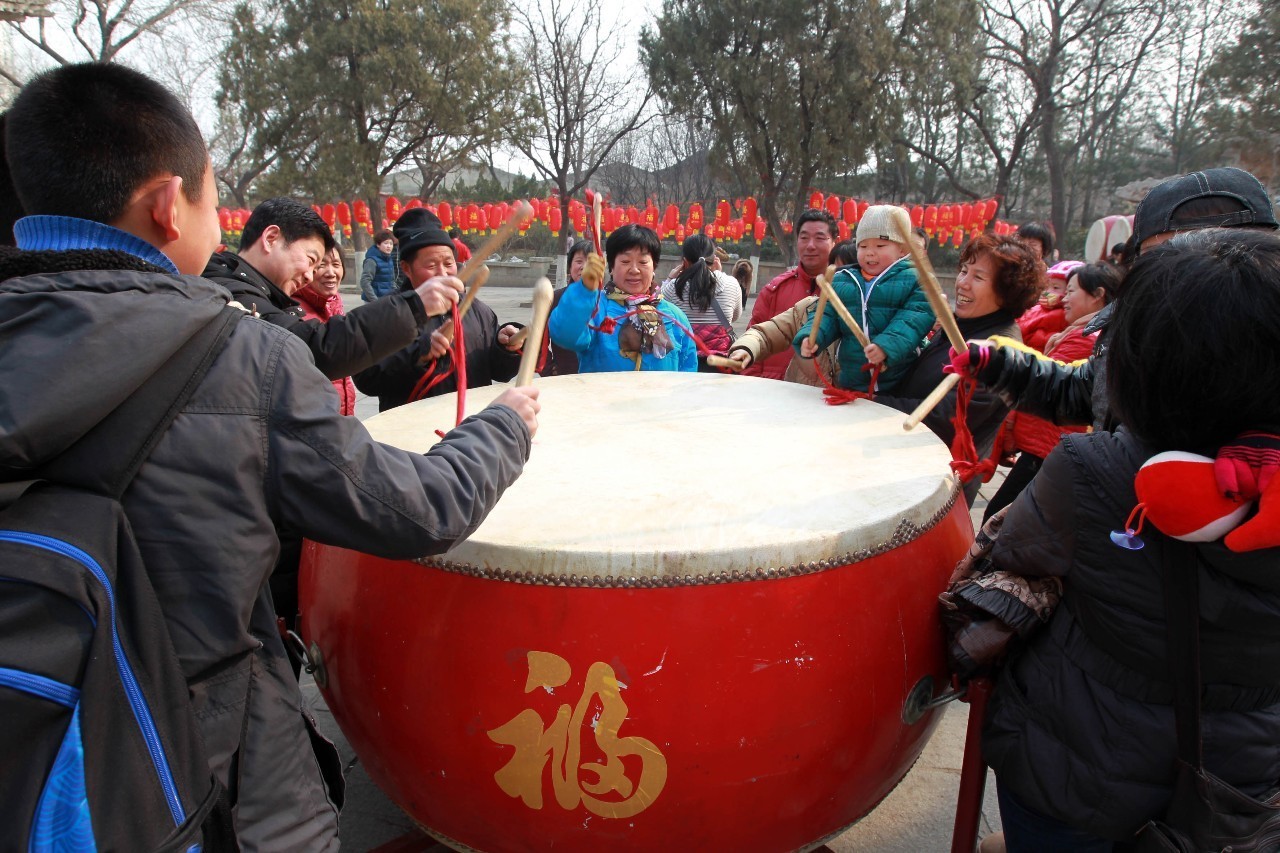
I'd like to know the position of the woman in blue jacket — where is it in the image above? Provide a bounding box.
[549,224,697,373]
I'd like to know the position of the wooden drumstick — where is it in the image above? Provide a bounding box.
[508,325,530,349]
[457,265,490,321]
[705,354,744,371]
[815,268,872,349]
[903,373,961,431]
[459,201,533,287]
[891,206,966,354]
[515,278,553,386]
[807,288,829,348]
[591,192,603,255]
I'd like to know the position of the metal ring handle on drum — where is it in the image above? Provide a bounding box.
[901,675,966,725]
[284,630,329,689]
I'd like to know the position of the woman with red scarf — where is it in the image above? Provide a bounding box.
[295,245,358,415]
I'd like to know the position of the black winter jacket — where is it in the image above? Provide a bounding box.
[203,250,428,381]
[0,252,530,850]
[983,428,1280,840]
[979,302,1114,431]
[353,297,521,412]
[875,310,1022,503]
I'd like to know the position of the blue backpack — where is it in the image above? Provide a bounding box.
[0,307,241,852]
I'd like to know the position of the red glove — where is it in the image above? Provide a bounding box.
[945,341,995,379]
[1215,431,1280,502]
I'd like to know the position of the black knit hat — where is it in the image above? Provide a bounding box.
[394,208,455,262]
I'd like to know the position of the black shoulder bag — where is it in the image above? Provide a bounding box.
[1134,539,1280,852]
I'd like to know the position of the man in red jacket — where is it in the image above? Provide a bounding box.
[744,208,837,379]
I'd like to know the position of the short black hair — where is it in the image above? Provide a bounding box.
[1015,222,1055,258]
[1108,229,1280,450]
[1070,261,1121,303]
[239,197,335,253]
[795,208,837,239]
[831,240,859,266]
[605,224,661,269]
[5,62,209,223]
[567,238,592,266]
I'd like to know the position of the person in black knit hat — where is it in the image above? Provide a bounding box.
[354,207,524,411]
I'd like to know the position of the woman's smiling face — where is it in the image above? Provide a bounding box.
[954,251,1001,318]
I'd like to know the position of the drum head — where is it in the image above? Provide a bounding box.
[363,372,957,579]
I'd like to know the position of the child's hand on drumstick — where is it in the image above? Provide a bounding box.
[580,253,606,291]
[799,338,818,359]
[727,349,753,369]
[864,343,887,365]
[491,386,541,438]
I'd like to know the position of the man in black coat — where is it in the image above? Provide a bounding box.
[204,198,460,380]
[355,208,523,411]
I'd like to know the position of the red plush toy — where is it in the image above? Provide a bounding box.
[1132,445,1280,553]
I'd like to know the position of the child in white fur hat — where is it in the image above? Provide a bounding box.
[794,204,935,393]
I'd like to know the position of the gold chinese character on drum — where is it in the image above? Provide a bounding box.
[301,372,974,851]
[487,651,667,818]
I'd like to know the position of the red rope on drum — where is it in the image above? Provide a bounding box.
[812,355,880,406]
[947,375,1003,484]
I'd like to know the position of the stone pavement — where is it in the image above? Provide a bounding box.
[313,289,1005,851]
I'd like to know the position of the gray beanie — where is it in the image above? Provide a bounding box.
[856,205,909,245]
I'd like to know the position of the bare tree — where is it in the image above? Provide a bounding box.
[511,0,653,239]
[2,0,219,84]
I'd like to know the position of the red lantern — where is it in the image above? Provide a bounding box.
[405,198,423,211]
[923,205,939,234]
[857,201,869,221]
[842,199,857,223]
[687,203,704,233]
[808,191,823,210]
[354,200,370,225]
[959,203,973,230]
[743,197,758,228]
[755,218,767,243]
[476,208,489,233]
[662,204,679,236]
[218,208,232,232]
[911,205,924,228]
[715,200,730,228]
[436,201,451,228]
[571,202,587,235]
[730,219,744,241]
[483,204,495,232]
[321,204,336,228]
[549,206,563,235]
[643,204,659,231]
[385,196,402,223]
[782,220,793,234]
[838,221,851,242]
[336,202,351,227]
[467,203,482,233]
[986,199,1000,221]
[824,195,840,220]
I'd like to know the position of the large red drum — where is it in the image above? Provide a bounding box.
[301,372,973,851]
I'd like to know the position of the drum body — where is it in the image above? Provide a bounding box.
[302,373,972,852]
[1085,214,1134,261]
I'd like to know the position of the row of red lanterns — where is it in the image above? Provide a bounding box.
[219,193,1007,248]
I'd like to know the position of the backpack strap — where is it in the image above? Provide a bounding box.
[39,306,242,500]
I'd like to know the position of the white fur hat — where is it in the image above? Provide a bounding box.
[856,205,908,245]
